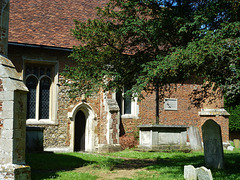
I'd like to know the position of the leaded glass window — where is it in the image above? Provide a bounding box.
[116,89,132,115]
[25,64,53,120]
[26,66,31,76]
[26,76,37,119]
[40,67,45,76]
[116,90,122,113]
[33,67,38,76]
[124,94,131,114]
[39,77,50,119]
[46,68,51,76]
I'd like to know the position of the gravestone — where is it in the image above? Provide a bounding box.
[202,120,224,169]
[187,126,202,151]
[233,139,239,149]
[227,146,234,151]
[196,166,213,180]
[184,165,197,180]
[184,165,213,180]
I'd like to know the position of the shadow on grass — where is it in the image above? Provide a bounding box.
[113,151,240,179]
[26,152,93,180]
[113,153,204,178]
[212,152,240,179]
[147,154,205,178]
[26,150,240,180]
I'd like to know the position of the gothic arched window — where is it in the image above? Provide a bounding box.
[25,64,53,121]
[39,77,51,119]
[26,76,37,119]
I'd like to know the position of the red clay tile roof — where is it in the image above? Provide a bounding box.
[9,0,108,48]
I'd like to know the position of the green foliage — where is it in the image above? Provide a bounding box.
[161,21,240,100]
[64,0,240,99]
[138,1,240,97]
[225,105,240,131]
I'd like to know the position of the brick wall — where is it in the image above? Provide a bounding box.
[200,116,229,142]
[111,112,118,144]
[120,83,228,142]
[97,93,108,144]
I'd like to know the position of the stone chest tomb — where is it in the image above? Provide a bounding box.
[138,124,188,150]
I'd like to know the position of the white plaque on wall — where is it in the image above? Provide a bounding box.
[164,98,177,111]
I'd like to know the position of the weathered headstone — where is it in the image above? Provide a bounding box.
[227,146,234,151]
[187,126,202,151]
[202,120,224,169]
[233,139,239,149]
[184,165,197,180]
[197,166,213,180]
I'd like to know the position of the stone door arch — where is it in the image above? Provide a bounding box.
[68,102,96,152]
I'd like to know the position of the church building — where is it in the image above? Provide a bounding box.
[7,0,229,152]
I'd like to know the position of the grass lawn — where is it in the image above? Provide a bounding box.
[26,149,240,180]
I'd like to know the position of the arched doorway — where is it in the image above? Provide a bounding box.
[74,110,86,151]
[68,102,96,152]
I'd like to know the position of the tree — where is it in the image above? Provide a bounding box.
[64,0,239,109]
[64,0,195,96]
[153,0,240,105]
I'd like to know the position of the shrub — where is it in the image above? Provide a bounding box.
[119,134,138,150]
